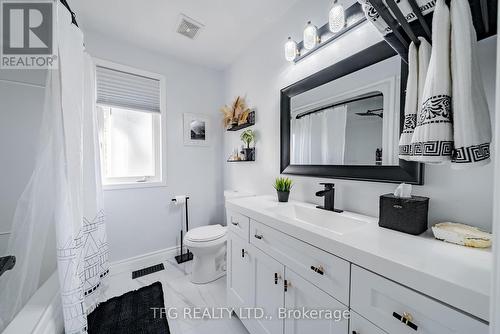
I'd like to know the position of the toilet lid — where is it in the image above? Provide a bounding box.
[185,224,226,242]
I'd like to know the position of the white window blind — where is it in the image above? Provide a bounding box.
[96,65,161,113]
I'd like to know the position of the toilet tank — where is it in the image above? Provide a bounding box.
[224,190,254,201]
[223,190,254,225]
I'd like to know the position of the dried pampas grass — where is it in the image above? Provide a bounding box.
[220,96,252,128]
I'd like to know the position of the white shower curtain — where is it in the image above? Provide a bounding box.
[0,5,108,333]
[291,105,347,164]
[55,6,109,333]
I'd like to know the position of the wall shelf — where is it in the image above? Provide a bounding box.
[226,110,255,131]
[227,147,255,162]
[227,159,255,162]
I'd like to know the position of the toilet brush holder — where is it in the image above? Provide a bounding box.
[172,196,194,264]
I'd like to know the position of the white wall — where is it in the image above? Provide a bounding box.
[224,0,497,231]
[83,31,225,262]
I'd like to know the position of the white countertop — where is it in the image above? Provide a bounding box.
[226,195,492,322]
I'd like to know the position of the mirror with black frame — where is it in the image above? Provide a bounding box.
[280,42,423,184]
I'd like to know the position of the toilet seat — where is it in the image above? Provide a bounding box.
[185,224,227,243]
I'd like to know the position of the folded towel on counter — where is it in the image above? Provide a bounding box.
[399,42,418,159]
[358,0,436,36]
[400,37,431,161]
[450,0,492,168]
[410,0,453,163]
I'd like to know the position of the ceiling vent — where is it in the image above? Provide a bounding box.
[176,14,204,40]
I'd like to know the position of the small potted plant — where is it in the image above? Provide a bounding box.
[273,177,293,203]
[240,129,256,161]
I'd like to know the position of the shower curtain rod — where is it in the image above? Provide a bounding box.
[59,0,78,27]
[295,93,383,120]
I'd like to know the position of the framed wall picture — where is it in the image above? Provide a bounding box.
[183,113,211,146]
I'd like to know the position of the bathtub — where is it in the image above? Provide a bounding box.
[3,272,63,334]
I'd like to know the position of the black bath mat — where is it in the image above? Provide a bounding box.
[88,282,170,334]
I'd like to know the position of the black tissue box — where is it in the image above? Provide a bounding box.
[379,194,429,235]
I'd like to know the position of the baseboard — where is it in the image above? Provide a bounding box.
[110,246,180,276]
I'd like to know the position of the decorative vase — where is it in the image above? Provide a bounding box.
[244,148,254,161]
[277,191,290,203]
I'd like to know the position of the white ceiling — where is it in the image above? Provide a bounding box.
[71,0,302,70]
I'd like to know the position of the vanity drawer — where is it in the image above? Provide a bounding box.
[350,311,387,334]
[250,219,350,305]
[227,211,250,240]
[351,265,488,334]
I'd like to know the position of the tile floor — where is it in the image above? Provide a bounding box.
[103,258,250,334]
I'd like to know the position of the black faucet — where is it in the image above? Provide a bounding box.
[316,183,343,213]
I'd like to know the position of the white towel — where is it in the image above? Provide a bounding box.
[410,0,453,163]
[399,42,418,160]
[358,0,436,36]
[358,0,391,35]
[400,38,432,161]
[450,0,492,168]
[417,37,432,110]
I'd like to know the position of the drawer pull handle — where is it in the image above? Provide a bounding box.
[241,249,248,258]
[284,279,291,292]
[393,312,418,331]
[274,273,282,285]
[231,222,239,227]
[310,265,324,275]
[254,234,263,240]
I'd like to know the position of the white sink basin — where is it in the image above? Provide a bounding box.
[268,204,368,235]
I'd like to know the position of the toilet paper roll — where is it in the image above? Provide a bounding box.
[174,195,187,205]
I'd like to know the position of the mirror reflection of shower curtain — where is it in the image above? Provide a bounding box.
[292,105,347,164]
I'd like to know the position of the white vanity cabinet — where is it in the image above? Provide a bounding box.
[284,268,348,334]
[350,311,388,334]
[252,246,285,334]
[226,208,489,334]
[350,266,489,334]
[227,232,253,309]
[227,212,349,334]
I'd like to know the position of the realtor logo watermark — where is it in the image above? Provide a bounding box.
[1,0,56,69]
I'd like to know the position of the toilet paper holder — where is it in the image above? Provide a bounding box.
[171,196,193,264]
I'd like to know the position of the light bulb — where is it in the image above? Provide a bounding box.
[284,37,298,62]
[303,21,319,50]
[329,1,345,33]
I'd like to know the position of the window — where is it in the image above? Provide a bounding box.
[95,61,165,188]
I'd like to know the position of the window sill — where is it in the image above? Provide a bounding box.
[103,181,167,191]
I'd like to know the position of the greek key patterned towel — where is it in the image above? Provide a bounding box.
[450,0,492,168]
[410,0,453,163]
[400,38,431,161]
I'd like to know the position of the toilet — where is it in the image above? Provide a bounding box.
[184,190,253,284]
[184,224,227,284]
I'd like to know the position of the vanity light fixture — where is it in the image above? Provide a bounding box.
[303,21,320,50]
[284,37,299,62]
[284,2,366,63]
[329,0,346,33]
